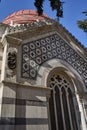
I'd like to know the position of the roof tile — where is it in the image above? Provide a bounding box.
[3,10,50,25]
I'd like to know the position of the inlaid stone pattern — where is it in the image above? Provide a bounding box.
[21,33,87,87]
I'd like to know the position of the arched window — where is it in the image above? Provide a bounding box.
[47,70,80,130]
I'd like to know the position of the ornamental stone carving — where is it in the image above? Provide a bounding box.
[6,47,17,80]
[21,33,87,88]
[7,51,16,69]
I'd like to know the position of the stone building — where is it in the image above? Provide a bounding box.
[0,10,87,130]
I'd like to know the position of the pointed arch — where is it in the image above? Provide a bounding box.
[47,69,80,130]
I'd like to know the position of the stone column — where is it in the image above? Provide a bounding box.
[76,94,87,130]
[81,98,87,127]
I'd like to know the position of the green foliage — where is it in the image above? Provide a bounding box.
[77,11,87,32]
[34,0,64,19]
[49,0,64,17]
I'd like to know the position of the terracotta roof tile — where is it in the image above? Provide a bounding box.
[3,10,50,25]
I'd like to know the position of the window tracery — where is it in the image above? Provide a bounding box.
[47,72,80,130]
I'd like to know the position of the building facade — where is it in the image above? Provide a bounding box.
[0,10,87,130]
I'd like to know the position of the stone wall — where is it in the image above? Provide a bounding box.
[0,81,50,130]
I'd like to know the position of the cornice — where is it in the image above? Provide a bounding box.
[57,22,87,54]
[6,18,55,34]
[2,19,87,58]
[5,35,22,46]
[2,80,52,94]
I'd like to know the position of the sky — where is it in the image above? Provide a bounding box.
[0,0,87,47]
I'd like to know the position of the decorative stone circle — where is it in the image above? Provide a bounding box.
[21,33,87,87]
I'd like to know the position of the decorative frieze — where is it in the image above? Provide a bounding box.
[7,19,55,34]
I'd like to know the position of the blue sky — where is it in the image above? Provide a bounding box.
[0,0,87,47]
